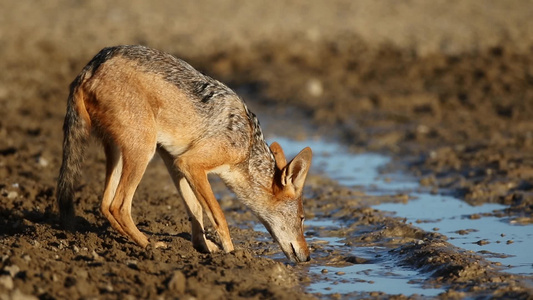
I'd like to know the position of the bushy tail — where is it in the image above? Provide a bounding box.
[56,78,90,229]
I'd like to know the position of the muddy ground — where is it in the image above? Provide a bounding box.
[1,1,533,299]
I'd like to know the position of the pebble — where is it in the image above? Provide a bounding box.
[335,271,345,275]
[38,156,49,167]
[5,265,20,277]
[91,250,101,261]
[102,284,113,292]
[0,275,14,290]
[469,214,481,220]
[321,269,328,274]
[346,256,368,264]
[476,239,490,246]
[5,289,38,300]
[154,241,168,249]
[168,271,186,293]
[306,79,323,97]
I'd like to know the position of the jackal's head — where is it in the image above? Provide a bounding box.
[257,142,312,263]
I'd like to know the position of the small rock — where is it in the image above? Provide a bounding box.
[91,250,102,261]
[335,271,346,275]
[346,256,368,264]
[475,239,490,246]
[126,260,139,270]
[168,271,186,294]
[38,157,49,167]
[77,269,89,280]
[6,289,38,300]
[102,283,113,292]
[306,79,323,97]
[154,241,168,249]
[232,249,245,259]
[5,265,20,277]
[0,275,14,290]
[321,269,328,274]
[7,191,18,199]
[64,276,77,288]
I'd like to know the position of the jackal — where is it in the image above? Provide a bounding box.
[56,45,312,262]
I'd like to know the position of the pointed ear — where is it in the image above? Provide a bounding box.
[281,147,312,194]
[270,142,287,170]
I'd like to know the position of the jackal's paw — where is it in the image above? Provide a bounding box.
[205,239,220,253]
[193,238,220,253]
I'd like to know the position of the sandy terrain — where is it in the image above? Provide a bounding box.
[1,1,532,299]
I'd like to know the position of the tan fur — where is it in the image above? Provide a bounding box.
[57,45,312,262]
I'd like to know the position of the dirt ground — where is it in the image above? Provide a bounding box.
[1,1,533,299]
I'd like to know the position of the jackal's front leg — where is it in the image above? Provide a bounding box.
[158,148,221,253]
[180,163,234,253]
[178,178,221,253]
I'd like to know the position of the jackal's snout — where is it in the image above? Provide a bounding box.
[290,240,311,262]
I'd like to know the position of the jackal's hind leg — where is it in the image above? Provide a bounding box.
[109,143,155,247]
[101,141,127,236]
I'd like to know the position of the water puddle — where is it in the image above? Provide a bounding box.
[304,217,444,297]
[254,218,444,297]
[378,194,533,275]
[261,135,533,296]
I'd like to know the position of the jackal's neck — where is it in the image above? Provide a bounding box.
[218,142,275,210]
[247,139,276,189]
[223,103,276,207]
[226,147,275,210]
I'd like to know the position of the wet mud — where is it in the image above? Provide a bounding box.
[1,1,533,299]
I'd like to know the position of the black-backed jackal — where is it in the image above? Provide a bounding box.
[56,45,312,262]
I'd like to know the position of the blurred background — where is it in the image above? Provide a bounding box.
[2,0,532,193]
[1,0,532,227]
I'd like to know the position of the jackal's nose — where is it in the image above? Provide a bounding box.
[291,242,311,262]
[295,251,310,262]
